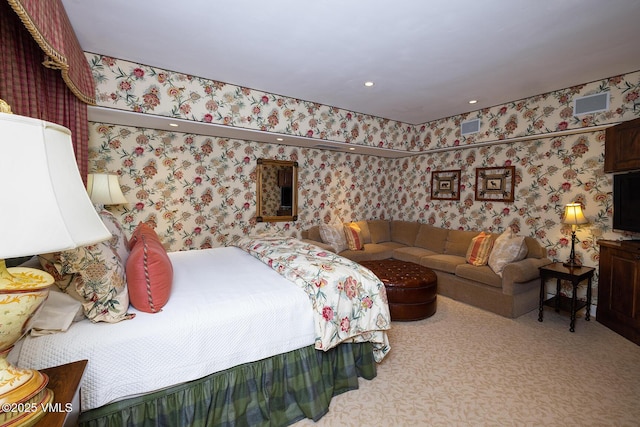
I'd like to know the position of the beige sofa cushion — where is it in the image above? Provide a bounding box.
[392,246,438,264]
[368,220,391,243]
[455,264,502,288]
[341,243,394,261]
[445,229,479,257]
[302,225,322,242]
[524,236,546,259]
[414,224,449,253]
[390,221,420,246]
[420,254,467,274]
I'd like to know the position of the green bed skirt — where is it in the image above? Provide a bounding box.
[79,342,376,427]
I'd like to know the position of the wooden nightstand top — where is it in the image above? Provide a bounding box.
[40,359,87,427]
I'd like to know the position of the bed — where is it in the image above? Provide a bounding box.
[9,227,391,426]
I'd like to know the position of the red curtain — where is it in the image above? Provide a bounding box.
[0,0,90,179]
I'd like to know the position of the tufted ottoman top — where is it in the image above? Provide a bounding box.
[360,259,437,288]
[360,259,437,321]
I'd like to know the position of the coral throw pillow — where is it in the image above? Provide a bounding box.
[466,232,494,266]
[488,228,528,277]
[129,222,162,250]
[126,234,173,313]
[344,223,364,251]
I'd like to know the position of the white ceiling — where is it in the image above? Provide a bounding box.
[62,0,640,125]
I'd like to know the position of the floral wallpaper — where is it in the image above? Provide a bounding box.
[260,164,281,217]
[87,53,640,304]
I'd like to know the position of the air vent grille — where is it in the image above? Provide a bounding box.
[313,144,343,151]
[574,92,610,116]
[461,119,481,135]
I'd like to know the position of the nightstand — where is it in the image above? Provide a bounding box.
[39,359,87,427]
[538,262,595,332]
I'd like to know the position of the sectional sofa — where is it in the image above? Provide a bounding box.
[300,220,551,318]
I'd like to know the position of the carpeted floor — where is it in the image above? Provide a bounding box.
[294,296,640,427]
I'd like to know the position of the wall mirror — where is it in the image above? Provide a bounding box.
[256,158,298,222]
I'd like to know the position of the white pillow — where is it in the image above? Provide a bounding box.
[488,228,528,277]
[319,220,348,253]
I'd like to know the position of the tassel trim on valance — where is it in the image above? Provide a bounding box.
[7,0,96,105]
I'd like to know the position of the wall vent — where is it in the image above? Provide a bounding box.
[313,144,343,152]
[574,92,610,116]
[461,119,481,135]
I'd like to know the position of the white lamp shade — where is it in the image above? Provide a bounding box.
[87,173,128,205]
[0,113,112,258]
[562,203,589,226]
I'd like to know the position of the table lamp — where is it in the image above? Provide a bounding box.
[0,101,112,426]
[87,173,128,207]
[562,202,589,268]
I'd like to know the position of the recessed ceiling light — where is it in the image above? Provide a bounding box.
[276,137,284,142]
[169,123,179,127]
[349,147,356,151]
[364,81,374,87]
[468,100,478,104]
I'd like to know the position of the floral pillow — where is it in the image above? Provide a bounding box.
[319,219,348,253]
[488,228,528,277]
[39,210,135,323]
[97,208,130,265]
[59,241,135,323]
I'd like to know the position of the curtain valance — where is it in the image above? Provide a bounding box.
[7,0,95,105]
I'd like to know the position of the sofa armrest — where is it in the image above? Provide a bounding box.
[501,257,552,295]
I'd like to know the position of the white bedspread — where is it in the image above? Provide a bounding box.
[12,247,316,411]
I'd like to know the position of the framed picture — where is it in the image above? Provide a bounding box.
[431,170,461,200]
[474,166,516,202]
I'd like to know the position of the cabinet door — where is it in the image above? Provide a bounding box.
[605,117,640,172]
[278,169,292,187]
[598,245,640,344]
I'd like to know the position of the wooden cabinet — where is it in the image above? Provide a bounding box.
[596,240,640,345]
[277,169,292,187]
[604,117,640,172]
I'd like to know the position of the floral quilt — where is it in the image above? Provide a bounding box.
[234,236,391,362]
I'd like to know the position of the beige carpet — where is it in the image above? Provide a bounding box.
[294,296,640,427]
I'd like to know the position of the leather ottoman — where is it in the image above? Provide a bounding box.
[360,259,437,321]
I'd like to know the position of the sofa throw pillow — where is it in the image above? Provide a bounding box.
[126,234,173,313]
[344,223,364,251]
[466,232,494,266]
[319,220,348,253]
[488,228,528,277]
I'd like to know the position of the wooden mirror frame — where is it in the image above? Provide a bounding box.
[256,158,298,222]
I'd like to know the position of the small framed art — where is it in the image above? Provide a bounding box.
[431,170,461,200]
[474,166,516,202]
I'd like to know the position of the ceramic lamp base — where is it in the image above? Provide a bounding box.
[0,263,55,426]
[0,350,53,426]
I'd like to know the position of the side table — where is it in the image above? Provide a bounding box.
[39,359,87,427]
[538,262,595,332]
